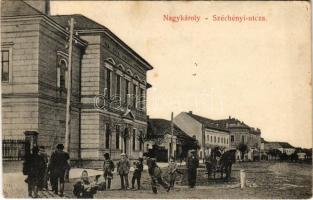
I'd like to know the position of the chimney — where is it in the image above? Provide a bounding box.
[24,0,50,15]
[188,111,193,114]
[228,116,231,119]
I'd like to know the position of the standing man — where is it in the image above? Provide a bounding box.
[38,146,48,191]
[49,144,70,196]
[187,150,199,188]
[103,153,115,190]
[117,153,130,190]
[27,146,46,198]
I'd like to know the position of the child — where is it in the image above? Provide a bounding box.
[167,156,178,189]
[73,170,97,198]
[103,153,115,190]
[131,157,143,190]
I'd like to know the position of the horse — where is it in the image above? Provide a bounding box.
[220,149,236,181]
[205,148,236,182]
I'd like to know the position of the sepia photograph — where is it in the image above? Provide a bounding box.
[1,0,312,199]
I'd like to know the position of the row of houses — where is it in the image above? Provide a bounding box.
[145,111,262,162]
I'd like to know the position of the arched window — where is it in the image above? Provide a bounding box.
[57,59,68,89]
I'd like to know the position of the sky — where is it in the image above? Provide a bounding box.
[51,1,312,148]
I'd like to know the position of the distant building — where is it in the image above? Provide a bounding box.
[1,0,153,165]
[146,118,197,162]
[265,141,295,155]
[215,116,261,150]
[174,111,230,160]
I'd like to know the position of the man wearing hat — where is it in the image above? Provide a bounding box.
[117,153,130,190]
[49,144,70,196]
[187,149,199,188]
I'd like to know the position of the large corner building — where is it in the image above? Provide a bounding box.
[1,0,153,165]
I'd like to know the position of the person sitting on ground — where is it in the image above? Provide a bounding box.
[73,170,97,199]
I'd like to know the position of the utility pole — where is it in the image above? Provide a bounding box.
[170,112,174,158]
[64,18,74,153]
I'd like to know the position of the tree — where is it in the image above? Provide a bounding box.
[238,143,248,160]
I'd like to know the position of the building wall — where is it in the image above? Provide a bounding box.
[79,32,150,163]
[174,112,202,142]
[1,17,41,139]
[1,16,85,159]
[37,18,84,158]
[204,129,230,149]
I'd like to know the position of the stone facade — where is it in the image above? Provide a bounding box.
[1,0,152,164]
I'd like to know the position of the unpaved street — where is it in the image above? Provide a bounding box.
[3,161,312,199]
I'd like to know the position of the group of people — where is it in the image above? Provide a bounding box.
[24,144,199,198]
[72,149,199,198]
[23,144,70,198]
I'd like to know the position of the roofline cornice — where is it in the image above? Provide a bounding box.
[76,29,153,71]
[1,15,88,48]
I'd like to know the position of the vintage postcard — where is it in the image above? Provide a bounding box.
[1,0,312,199]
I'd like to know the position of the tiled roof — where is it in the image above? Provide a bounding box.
[215,118,251,129]
[266,141,294,149]
[1,0,43,17]
[147,118,195,140]
[51,15,105,30]
[186,112,229,132]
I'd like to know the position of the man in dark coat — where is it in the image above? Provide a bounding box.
[27,146,46,198]
[38,146,48,190]
[49,144,70,196]
[187,150,199,188]
[103,153,115,190]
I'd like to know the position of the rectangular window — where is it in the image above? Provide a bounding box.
[105,123,110,149]
[206,135,209,142]
[1,50,9,82]
[132,129,136,151]
[218,137,220,143]
[139,130,143,151]
[125,80,129,104]
[139,88,144,109]
[116,125,120,149]
[116,75,121,96]
[226,138,228,144]
[214,136,216,143]
[210,136,213,142]
[133,84,137,109]
[231,135,234,142]
[106,69,111,98]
